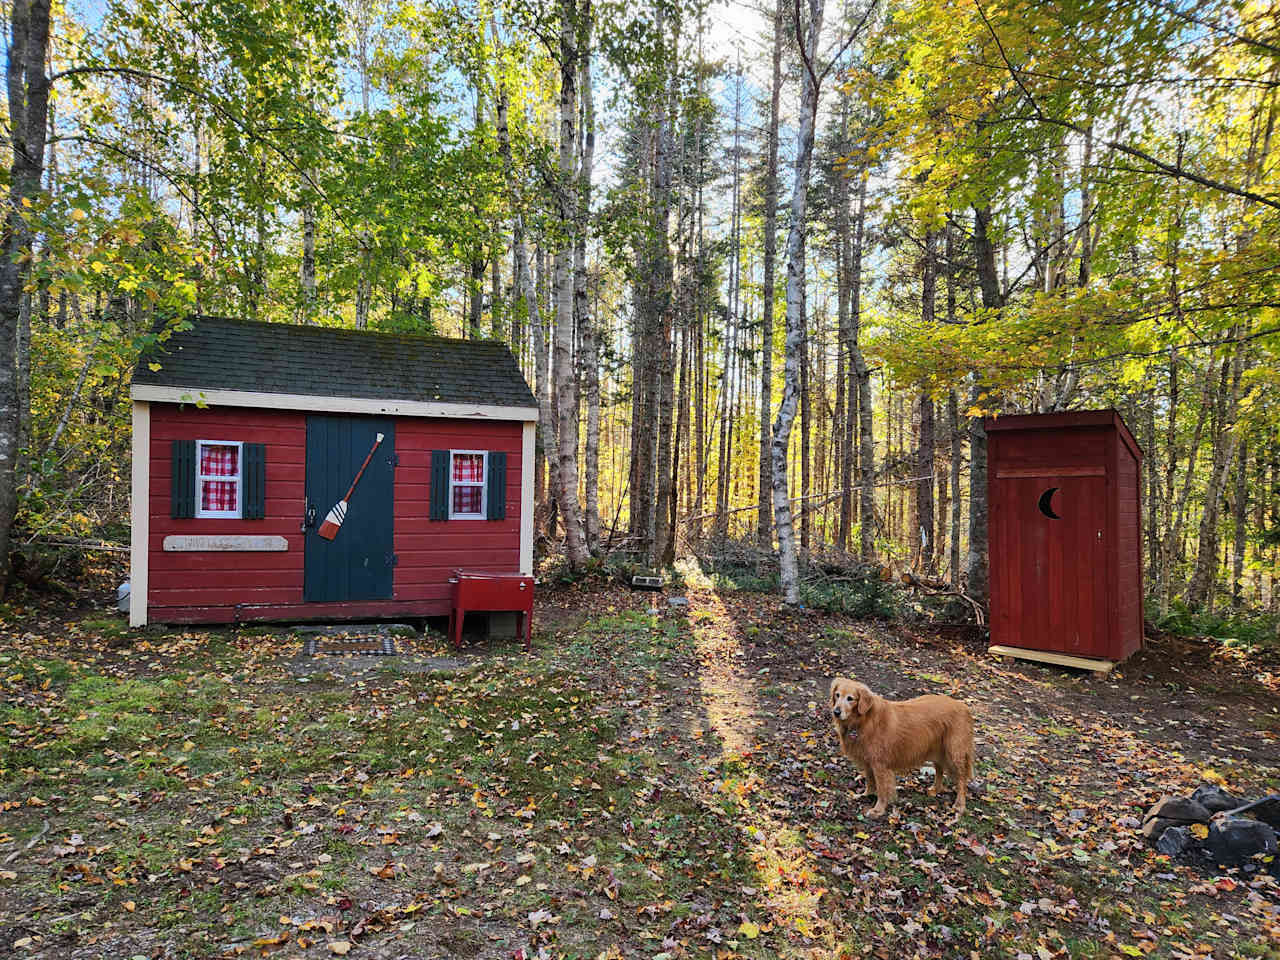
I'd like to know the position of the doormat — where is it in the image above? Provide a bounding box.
[303,637,397,657]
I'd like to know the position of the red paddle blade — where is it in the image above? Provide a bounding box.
[316,500,347,540]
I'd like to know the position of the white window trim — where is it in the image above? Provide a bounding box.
[195,439,244,519]
[448,449,487,520]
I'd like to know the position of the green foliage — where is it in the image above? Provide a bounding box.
[1154,600,1279,653]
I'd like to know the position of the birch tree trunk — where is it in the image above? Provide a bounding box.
[758,0,784,548]
[773,0,825,605]
[966,204,1002,602]
[576,36,601,556]
[301,183,316,320]
[553,0,589,570]
[1,0,53,595]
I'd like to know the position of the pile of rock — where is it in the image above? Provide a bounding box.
[1142,785,1279,875]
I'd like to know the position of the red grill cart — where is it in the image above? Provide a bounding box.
[448,570,533,651]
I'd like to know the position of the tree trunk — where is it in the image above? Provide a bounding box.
[849,176,874,563]
[1231,436,1248,608]
[915,229,937,572]
[553,0,589,570]
[1186,338,1247,605]
[355,232,372,329]
[966,205,1002,602]
[651,41,676,567]
[493,61,556,532]
[758,0,784,548]
[800,289,811,555]
[773,0,825,605]
[575,27,600,556]
[301,189,316,321]
[948,390,962,585]
[468,257,485,338]
[835,119,853,550]
[1,0,53,595]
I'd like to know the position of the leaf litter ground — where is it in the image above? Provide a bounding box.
[0,584,1277,959]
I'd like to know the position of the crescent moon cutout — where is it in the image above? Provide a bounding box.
[1038,487,1062,519]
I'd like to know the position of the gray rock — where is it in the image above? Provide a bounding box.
[1144,796,1212,826]
[1228,795,1280,829]
[1142,817,1178,844]
[667,596,689,607]
[1190,785,1242,814]
[1155,826,1197,858]
[1205,817,1278,868]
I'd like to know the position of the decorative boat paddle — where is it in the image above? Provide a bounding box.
[317,433,384,541]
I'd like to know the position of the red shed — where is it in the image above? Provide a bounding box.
[985,409,1143,669]
[128,317,537,627]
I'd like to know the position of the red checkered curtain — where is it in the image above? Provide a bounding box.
[200,444,238,512]
[452,454,484,483]
[453,485,482,514]
[451,453,484,515]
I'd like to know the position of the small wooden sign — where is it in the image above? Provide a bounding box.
[163,535,289,552]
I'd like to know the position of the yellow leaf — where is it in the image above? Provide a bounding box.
[1191,823,1209,839]
[123,900,136,913]
[70,208,87,222]
[329,942,352,955]
[739,920,760,939]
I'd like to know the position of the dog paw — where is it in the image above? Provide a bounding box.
[867,806,887,819]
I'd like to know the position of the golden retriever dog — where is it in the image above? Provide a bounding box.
[829,678,974,823]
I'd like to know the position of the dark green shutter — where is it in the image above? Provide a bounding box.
[430,450,449,521]
[243,443,266,519]
[171,439,196,518]
[486,452,507,520]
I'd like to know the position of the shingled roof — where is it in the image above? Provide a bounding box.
[131,316,536,411]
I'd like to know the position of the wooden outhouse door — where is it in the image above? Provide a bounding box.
[304,415,396,603]
[991,471,1109,658]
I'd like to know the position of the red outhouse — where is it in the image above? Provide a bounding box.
[128,316,537,627]
[985,410,1143,666]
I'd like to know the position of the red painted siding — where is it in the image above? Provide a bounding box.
[986,410,1143,663]
[146,403,523,624]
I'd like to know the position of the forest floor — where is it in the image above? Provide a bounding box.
[0,580,1278,959]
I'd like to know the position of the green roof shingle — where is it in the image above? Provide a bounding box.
[131,316,536,410]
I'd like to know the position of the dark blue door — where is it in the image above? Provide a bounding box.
[304,415,395,603]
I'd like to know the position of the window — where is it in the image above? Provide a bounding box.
[449,451,487,519]
[196,440,242,518]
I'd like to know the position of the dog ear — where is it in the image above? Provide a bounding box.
[828,678,838,704]
[856,685,874,715]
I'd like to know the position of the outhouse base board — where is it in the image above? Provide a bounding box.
[987,644,1115,674]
